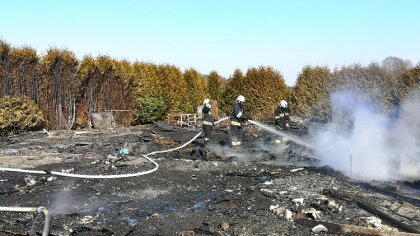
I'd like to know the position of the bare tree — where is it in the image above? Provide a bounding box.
[0,41,12,97]
[381,56,412,79]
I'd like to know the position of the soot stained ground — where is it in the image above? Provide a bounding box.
[0,123,419,235]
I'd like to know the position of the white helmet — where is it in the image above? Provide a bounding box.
[236,95,245,103]
[280,100,288,108]
[203,99,210,105]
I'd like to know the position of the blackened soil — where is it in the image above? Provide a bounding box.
[0,124,419,235]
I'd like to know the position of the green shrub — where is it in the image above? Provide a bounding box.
[133,97,167,124]
[0,96,45,135]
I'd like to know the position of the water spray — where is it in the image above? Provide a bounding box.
[248,120,314,149]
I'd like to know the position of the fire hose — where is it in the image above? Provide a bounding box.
[0,117,229,179]
[0,206,50,236]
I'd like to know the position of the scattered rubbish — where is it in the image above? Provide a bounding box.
[120,148,129,155]
[24,176,36,186]
[319,195,343,212]
[312,224,328,233]
[292,198,304,206]
[42,129,52,135]
[47,176,57,182]
[302,208,321,220]
[112,148,120,158]
[199,222,215,234]
[284,209,293,221]
[263,180,273,185]
[128,218,138,226]
[269,205,280,210]
[327,199,343,212]
[220,222,229,231]
[271,206,286,217]
[0,179,9,182]
[61,168,74,173]
[260,188,276,197]
[74,131,89,135]
[290,168,304,172]
[181,231,195,236]
[79,215,94,224]
[359,216,382,228]
[152,212,159,218]
[225,189,234,192]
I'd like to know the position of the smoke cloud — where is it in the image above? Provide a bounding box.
[313,90,420,181]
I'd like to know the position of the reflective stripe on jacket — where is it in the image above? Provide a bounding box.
[274,106,291,127]
[202,103,213,126]
[231,103,244,127]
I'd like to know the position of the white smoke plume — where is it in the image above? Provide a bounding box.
[313,90,420,181]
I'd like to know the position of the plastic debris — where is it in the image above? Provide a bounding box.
[302,208,321,220]
[61,168,74,173]
[220,222,230,231]
[79,215,94,224]
[271,206,286,217]
[360,216,382,228]
[47,176,57,182]
[24,176,36,186]
[290,168,304,172]
[120,148,129,155]
[284,209,293,221]
[292,198,304,206]
[312,224,328,233]
[128,218,138,226]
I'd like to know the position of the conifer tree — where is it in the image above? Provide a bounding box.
[220,69,244,114]
[291,66,332,121]
[207,70,223,102]
[184,68,209,112]
[242,66,288,120]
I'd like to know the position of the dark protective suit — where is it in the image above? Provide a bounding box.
[274,106,291,130]
[230,102,249,144]
[202,103,214,141]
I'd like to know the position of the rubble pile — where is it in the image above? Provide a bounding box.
[0,124,419,235]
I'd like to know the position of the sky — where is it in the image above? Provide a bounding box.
[1,0,419,85]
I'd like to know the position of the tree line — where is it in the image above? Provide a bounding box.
[291,58,419,122]
[1,39,419,130]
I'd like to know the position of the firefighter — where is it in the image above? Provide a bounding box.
[201,99,214,146]
[274,100,291,144]
[230,95,250,146]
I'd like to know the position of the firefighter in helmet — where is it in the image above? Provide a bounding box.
[201,99,214,146]
[274,100,291,144]
[230,95,250,146]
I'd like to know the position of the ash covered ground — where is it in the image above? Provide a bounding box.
[0,122,419,235]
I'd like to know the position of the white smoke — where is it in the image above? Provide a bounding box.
[313,90,420,181]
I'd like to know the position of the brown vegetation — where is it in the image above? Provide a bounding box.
[1,39,419,131]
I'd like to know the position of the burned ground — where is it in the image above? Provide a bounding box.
[0,123,419,235]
